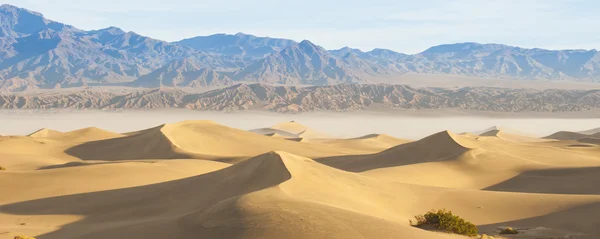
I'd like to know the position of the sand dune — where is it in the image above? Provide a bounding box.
[268,121,331,138]
[2,121,600,239]
[318,130,478,172]
[544,130,600,141]
[65,120,367,162]
[319,134,411,151]
[28,127,124,142]
[480,128,550,143]
[579,137,600,145]
[28,128,63,138]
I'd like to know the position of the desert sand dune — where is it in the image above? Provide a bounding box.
[317,130,478,172]
[27,128,63,138]
[2,121,600,239]
[0,159,230,204]
[250,121,331,140]
[544,130,600,141]
[249,128,298,138]
[269,121,331,138]
[578,137,600,145]
[479,128,551,143]
[2,151,600,239]
[578,127,600,135]
[264,132,287,138]
[28,127,124,142]
[319,134,411,151]
[65,120,367,162]
[0,136,79,170]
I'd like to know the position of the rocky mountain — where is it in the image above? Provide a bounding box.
[1,4,600,93]
[0,4,217,91]
[233,40,363,85]
[175,33,296,59]
[134,57,233,88]
[401,43,600,80]
[3,83,600,113]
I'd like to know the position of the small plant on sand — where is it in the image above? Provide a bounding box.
[499,227,518,234]
[410,209,478,236]
[0,166,5,170]
[15,236,36,239]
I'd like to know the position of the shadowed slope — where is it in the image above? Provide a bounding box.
[485,166,600,195]
[578,137,600,145]
[0,159,230,204]
[318,130,477,172]
[544,131,591,140]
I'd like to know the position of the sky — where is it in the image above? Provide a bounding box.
[3,0,600,54]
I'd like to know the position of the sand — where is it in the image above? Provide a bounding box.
[1,121,600,239]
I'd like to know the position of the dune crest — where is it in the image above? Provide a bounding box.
[270,121,331,139]
[319,130,479,172]
[28,128,63,138]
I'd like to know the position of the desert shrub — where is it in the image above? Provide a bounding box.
[411,209,478,236]
[0,166,5,170]
[15,236,36,239]
[499,227,518,234]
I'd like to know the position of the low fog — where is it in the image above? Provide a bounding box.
[1,109,599,139]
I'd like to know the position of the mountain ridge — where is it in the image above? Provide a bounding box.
[1,4,600,92]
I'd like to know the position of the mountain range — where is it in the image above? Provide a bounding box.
[1,4,600,92]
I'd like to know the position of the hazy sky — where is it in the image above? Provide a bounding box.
[4,0,599,53]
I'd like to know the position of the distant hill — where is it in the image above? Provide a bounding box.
[175,32,296,59]
[2,83,600,113]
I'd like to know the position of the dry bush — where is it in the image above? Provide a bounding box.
[411,209,478,236]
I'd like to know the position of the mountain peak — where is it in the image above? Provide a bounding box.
[297,40,321,53]
[234,32,250,37]
[100,26,125,35]
[0,4,27,11]
[299,39,315,46]
[0,4,44,18]
[422,42,512,54]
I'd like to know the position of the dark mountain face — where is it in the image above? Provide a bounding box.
[0,4,600,92]
[232,40,362,85]
[175,33,297,59]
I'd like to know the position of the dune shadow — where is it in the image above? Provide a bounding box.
[63,131,191,161]
[37,160,160,170]
[484,167,600,195]
[0,153,292,239]
[567,144,595,148]
[478,202,600,239]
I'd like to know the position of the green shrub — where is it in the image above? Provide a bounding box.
[499,227,518,234]
[15,236,36,239]
[411,209,478,236]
